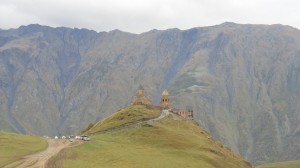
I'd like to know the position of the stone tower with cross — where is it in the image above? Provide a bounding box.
[160,89,171,109]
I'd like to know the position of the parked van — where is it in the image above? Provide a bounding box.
[81,135,90,141]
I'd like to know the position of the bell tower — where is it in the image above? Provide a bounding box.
[137,85,145,97]
[160,89,171,109]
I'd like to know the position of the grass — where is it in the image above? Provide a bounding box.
[49,106,251,168]
[256,160,300,168]
[0,131,48,167]
[87,105,161,134]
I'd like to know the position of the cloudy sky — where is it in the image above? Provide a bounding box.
[0,0,299,33]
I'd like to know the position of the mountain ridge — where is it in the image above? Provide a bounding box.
[2,22,298,35]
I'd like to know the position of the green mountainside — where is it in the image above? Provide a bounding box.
[0,131,47,167]
[256,160,300,168]
[47,105,252,168]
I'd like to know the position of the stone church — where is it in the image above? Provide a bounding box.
[132,85,193,120]
[131,85,152,105]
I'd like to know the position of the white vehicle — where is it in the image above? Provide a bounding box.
[81,135,90,141]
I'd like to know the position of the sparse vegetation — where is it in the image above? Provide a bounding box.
[0,131,47,167]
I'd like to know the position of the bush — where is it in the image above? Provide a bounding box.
[81,123,94,134]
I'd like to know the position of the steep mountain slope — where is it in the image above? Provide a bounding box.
[0,23,300,164]
[47,105,252,168]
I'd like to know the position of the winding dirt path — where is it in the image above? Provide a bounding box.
[4,139,83,168]
[150,109,170,121]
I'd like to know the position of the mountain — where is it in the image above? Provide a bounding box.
[0,23,300,165]
[47,105,252,168]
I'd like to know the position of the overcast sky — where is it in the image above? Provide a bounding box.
[0,0,299,33]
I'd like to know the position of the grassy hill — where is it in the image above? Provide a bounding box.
[0,131,47,167]
[256,160,300,168]
[86,105,161,134]
[48,105,251,168]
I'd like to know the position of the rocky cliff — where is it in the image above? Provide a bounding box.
[0,23,299,164]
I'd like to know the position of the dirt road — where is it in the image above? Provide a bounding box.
[4,139,82,168]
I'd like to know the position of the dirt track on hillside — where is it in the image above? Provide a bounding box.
[4,139,83,168]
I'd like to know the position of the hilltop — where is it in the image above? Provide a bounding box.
[47,105,252,168]
[86,105,161,134]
